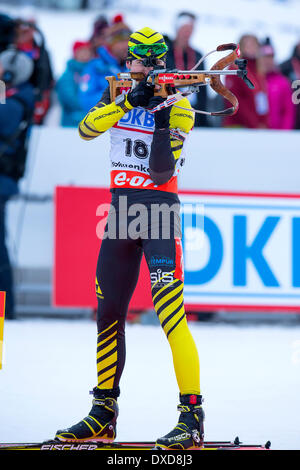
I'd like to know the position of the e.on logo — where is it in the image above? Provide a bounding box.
[114,171,154,188]
[110,170,178,193]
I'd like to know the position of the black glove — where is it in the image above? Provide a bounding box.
[127,78,155,108]
[147,96,171,129]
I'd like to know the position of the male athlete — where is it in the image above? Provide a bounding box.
[55,27,204,450]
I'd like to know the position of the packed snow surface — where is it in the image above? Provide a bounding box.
[1,318,300,450]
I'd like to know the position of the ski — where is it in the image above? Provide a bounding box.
[0,437,271,450]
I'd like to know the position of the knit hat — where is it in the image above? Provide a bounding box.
[105,14,131,46]
[260,37,274,57]
[92,15,108,38]
[72,41,91,55]
[175,11,196,32]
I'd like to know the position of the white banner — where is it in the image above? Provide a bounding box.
[180,191,300,310]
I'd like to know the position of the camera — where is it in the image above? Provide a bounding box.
[0,49,34,87]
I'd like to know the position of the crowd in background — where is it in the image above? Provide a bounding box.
[0,10,299,133]
[54,11,300,131]
[0,9,299,320]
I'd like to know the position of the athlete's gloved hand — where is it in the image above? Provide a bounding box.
[147,96,171,129]
[126,78,155,108]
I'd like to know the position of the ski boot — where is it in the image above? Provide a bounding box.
[155,394,204,450]
[55,387,119,443]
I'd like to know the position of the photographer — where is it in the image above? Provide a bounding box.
[14,17,54,125]
[0,48,35,319]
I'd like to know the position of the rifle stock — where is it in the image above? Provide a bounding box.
[105,43,252,117]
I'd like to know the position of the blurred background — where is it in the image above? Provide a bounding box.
[0,0,300,450]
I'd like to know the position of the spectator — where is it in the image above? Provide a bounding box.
[0,13,15,53]
[79,15,131,112]
[223,34,269,129]
[56,41,93,127]
[0,50,35,320]
[164,11,208,127]
[258,38,295,130]
[14,17,54,125]
[280,41,300,129]
[89,14,108,56]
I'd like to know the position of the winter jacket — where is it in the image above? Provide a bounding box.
[0,175,18,198]
[78,46,128,112]
[56,59,90,127]
[266,70,295,130]
[19,41,54,125]
[223,58,269,129]
[0,82,35,186]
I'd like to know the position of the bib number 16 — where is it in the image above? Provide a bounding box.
[123,138,149,159]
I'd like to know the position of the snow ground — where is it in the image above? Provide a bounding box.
[0,3,300,450]
[1,318,300,450]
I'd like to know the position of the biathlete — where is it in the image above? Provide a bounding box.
[55,27,204,450]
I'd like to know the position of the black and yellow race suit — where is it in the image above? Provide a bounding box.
[78,87,200,397]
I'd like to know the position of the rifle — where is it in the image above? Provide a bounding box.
[106,43,254,117]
